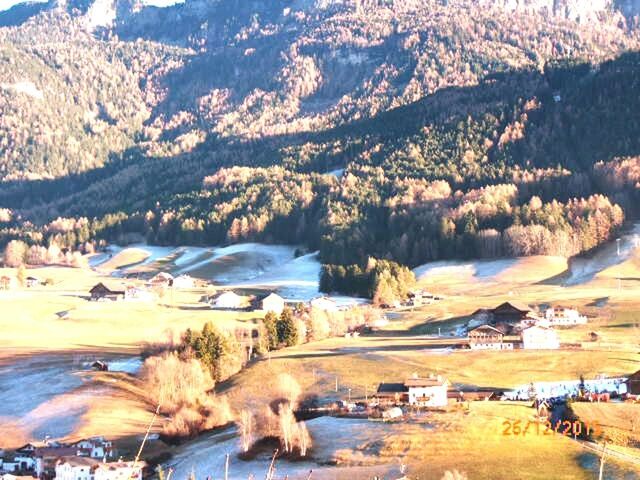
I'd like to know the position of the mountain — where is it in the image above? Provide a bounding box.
[1,0,640,291]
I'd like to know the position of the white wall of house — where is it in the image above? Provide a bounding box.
[470,342,514,351]
[55,462,95,480]
[213,292,243,309]
[14,456,35,471]
[522,326,559,349]
[94,463,143,480]
[261,294,285,314]
[1,462,18,472]
[407,385,448,407]
[172,275,194,289]
[544,308,587,326]
[310,297,337,312]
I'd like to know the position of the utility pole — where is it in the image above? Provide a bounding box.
[348,388,352,403]
[335,375,339,392]
[598,443,608,480]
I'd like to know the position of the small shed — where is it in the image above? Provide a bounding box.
[91,361,108,372]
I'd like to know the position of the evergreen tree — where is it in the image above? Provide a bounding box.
[277,308,299,347]
[263,312,279,350]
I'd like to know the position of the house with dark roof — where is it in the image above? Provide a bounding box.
[492,301,531,322]
[376,374,449,407]
[89,282,125,301]
[375,383,408,405]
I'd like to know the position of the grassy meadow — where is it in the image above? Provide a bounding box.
[1,247,640,478]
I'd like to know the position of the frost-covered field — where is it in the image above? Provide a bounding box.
[565,222,640,285]
[413,258,518,282]
[170,417,411,480]
[92,242,367,304]
[0,353,141,441]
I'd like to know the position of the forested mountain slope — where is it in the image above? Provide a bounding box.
[1,0,640,296]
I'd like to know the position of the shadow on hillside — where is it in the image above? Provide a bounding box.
[3,51,640,230]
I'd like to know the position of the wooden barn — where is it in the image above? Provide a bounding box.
[89,282,125,301]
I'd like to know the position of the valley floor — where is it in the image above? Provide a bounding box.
[1,237,640,478]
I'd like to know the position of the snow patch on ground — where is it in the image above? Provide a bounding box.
[1,81,43,100]
[106,357,142,374]
[93,242,365,303]
[326,168,344,178]
[0,354,141,440]
[170,417,415,480]
[565,222,640,286]
[505,377,628,400]
[413,258,518,282]
[232,250,321,300]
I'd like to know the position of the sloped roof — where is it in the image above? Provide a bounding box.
[376,383,407,394]
[404,376,448,388]
[469,325,504,335]
[90,281,126,294]
[494,301,530,313]
[262,292,284,302]
[56,457,101,467]
[150,272,174,282]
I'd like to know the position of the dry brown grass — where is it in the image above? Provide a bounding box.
[141,352,233,437]
[97,248,150,272]
[572,402,640,449]
[332,402,593,479]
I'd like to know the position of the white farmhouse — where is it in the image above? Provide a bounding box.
[73,438,114,459]
[404,374,449,407]
[94,461,145,480]
[55,457,100,480]
[521,325,560,350]
[310,296,338,313]
[172,275,195,289]
[544,307,587,326]
[261,293,285,314]
[212,291,243,309]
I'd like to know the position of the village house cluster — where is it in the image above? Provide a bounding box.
[0,438,144,480]
[467,302,589,351]
[89,272,196,302]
